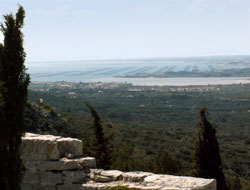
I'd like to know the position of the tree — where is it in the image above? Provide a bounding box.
[193,107,228,190]
[0,5,30,190]
[85,103,112,169]
[111,144,134,171]
[229,176,241,190]
[152,149,182,175]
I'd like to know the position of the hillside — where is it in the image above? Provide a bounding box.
[26,83,250,189]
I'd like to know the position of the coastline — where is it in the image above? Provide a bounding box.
[31,76,250,86]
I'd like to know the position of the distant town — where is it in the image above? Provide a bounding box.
[29,81,221,93]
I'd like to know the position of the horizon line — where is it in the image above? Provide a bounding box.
[25,54,250,63]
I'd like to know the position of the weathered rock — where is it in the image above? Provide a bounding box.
[86,170,216,190]
[81,157,97,168]
[21,133,83,161]
[23,161,38,172]
[93,175,114,183]
[123,171,153,182]
[90,169,123,182]
[32,184,57,190]
[57,184,82,190]
[23,171,40,184]
[33,157,96,171]
[21,133,216,190]
[143,174,216,190]
[21,133,96,190]
[40,171,63,185]
[21,133,60,161]
[57,137,83,158]
[37,159,82,171]
[65,152,74,159]
[62,171,87,184]
[100,170,123,181]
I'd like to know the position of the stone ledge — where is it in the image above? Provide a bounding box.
[37,157,96,171]
[86,170,216,190]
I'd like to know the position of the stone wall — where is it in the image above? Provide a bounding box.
[21,133,216,190]
[21,133,96,190]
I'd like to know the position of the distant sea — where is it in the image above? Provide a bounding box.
[26,57,250,86]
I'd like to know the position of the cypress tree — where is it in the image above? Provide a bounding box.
[86,103,111,169]
[0,5,30,190]
[193,107,228,190]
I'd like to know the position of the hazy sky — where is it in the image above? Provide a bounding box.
[0,0,250,61]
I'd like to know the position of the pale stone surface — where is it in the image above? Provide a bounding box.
[80,157,97,168]
[85,170,216,190]
[62,171,87,184]
[143,174,216,190]
[21,133,83,161]
[90,169,123,181]
[36,159,82,171]
[35,157,96,171]
[57,137,83,158]
[21,133,96,190]
[100,170,123,181]
[21,134,60,161]
[123,171,153,182]
[21,133,216,190]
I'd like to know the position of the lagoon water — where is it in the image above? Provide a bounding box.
[26,58,250,86]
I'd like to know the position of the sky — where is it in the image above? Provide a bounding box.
[0,0,250,62]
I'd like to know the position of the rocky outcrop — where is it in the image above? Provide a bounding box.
[85,169,216,190]
[21,133,96,190]
[21,133,216,190]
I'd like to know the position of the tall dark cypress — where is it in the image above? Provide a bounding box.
[86,103,111,169]
[193,107,228,190]
[0,6,30,190]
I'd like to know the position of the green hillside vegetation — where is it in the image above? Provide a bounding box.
[26,83,250,189]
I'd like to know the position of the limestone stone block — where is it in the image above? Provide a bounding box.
[36,159,82,171]
[90,169,123,182]
[23,161,39,173]
[81,182,113,190]
[143,174,216,190]
[57,184,82,190]
[62,171,87,184]
[78,157,96,168]
[40,171,63,185]
[94,175,113,182]
[41,185,57,190]
[100,170,123,181]
[122,172,153,182]
[21,133,84,161]
[21,133,60,161]
[36,157,96,171]
[56,137,83,158]
[23,171,40,184]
